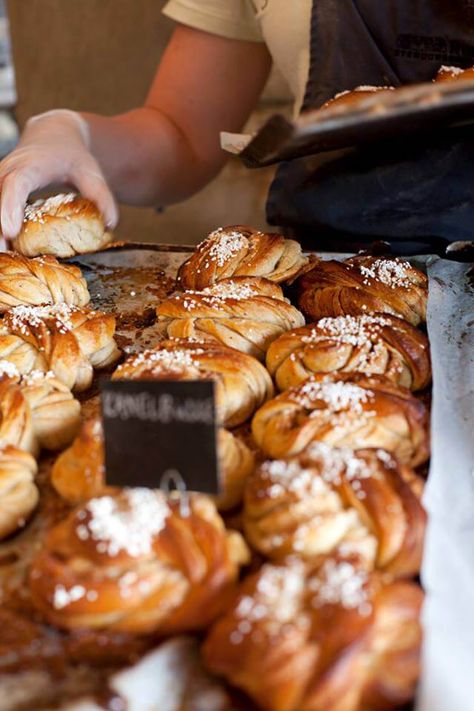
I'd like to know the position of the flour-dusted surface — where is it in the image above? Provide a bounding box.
[419,259,474,711]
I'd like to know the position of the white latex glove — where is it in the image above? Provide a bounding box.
[0,109,118,240]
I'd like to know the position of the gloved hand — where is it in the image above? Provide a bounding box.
[0,109,118,240]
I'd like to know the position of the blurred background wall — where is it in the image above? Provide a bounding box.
[5,0,292,245]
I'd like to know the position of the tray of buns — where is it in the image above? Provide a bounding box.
[231,67,474,167]
[0,202,472,711]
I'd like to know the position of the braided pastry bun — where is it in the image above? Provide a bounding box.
[13,193,113,258]
[52,418,254,513]
[216,428,255,511]
[112,339,273,427]
[320,85,395,111]
[177,225,309,290]
[0,445,38,540]
[29,489,249,634]
[266,314,431,392]
[203,559,423,711]
[251,373,429,466]
[51,419,105,505]
[157,278,305,361]
[297,256,428,326]
[0,304,120,392]
[435,65,474,82]
[0,253,90,313]
[0,363,81,456]
[244,443,425,577]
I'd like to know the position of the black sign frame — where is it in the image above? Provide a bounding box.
[100,379,220,494]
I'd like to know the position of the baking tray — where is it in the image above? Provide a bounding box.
[237,79,474,167]
[0,245,471,711]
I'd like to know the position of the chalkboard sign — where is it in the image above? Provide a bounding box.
[100,380,219,494]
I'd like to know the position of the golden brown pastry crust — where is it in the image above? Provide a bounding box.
[52,418,255,513]
[13,194,113,258]
[320,85,395,111]
[112,339,274,427]
[51,419,105,505]
[0,252,90,312]
[251,372,429,467]
[0,445,38,540]
[203,560,423,711]
[244,444,425,577]
[0,304,120,392]
[297,256,428,326]
[266,314,431,392]
[29,490,249,634]
[434,65,474,82]
[177,226,309,290]
[157,277,305,361]
[216,428,255,512]
[0,365,81,456]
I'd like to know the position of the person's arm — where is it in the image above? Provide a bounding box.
[0,25,271,237]
[86,25,272,206]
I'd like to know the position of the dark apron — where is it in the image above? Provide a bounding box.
[267,0,474,254]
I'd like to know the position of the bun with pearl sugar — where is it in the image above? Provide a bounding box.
[434,65,474,82]
[29,489,249,634]
[266,314,431,392]
[0,445,38,540]
[0,252,90,313]
[0,304,120,392]
[0,362,81,456]
[203,558,423,711]
[13,193,113,258]
[52,417,255,514]
[112,339,273,428]
[243,444,426,578]
[156,277,305,361]
[177,225,309,290]
[297,256,428,326]
[251,372,429,467]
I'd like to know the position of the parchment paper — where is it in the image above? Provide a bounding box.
[418,259,474,711]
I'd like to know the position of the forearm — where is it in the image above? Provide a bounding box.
[83,107,224,207]
[0,26,271,237]
[83,26,271,209]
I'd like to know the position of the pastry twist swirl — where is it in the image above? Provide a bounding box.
[204,559,423,711]
[266,314,431,392]
[29,489,249,634]
[112,339,273,427]
[177,225,308,290]
[157,278,305,361]
[0,304,120,391]
[0,253,90,312]
[0,364,81,456]
[251,373,429,466]
[0,445,38,540]
[297,256,428,326]
[13,194,112,258]
[52,418,255,513]
[244,444,425,577]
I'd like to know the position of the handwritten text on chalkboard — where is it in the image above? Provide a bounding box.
[100,379,219,494]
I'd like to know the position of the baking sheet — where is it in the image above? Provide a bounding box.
[0,245,471,710]
[232,79,474,167]
[70,248,474,711]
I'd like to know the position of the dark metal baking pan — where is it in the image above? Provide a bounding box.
[240,79,474,167]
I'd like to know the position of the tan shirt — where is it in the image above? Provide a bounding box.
[162,0,313,114]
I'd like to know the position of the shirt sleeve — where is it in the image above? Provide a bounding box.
[162,0,264,43]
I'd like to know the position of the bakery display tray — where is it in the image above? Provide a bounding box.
[238,79,474,167]
[0,243,471,711]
